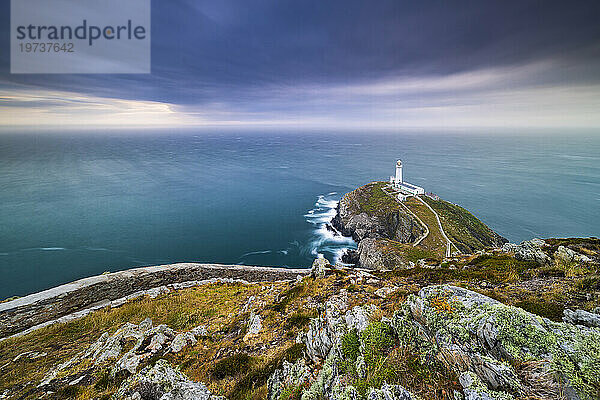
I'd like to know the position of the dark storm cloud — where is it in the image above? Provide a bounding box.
[0,0,599,129]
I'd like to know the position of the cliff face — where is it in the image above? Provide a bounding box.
[333,182,507,269]
[331,182,424,243]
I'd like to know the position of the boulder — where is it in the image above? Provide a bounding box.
[169,332,197,353]
[301,291,348,362]
[502,239,550,265]
[563,308,600,328]
[191,325,207,337]
[374,286,399,298]
[395,285,600,400]
[459,372,514,400]
[267,359,311,400]
[244,313,262,339]
[113,359,220,400]
[555,246,592,265]
[311,257,331,279]
[367,384,415,400]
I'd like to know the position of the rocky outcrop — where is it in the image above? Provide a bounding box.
[40,318,211,389]
[332,183,425,270]
[367,384,415,400]
[502,239,551,265]
[555,245,593,265]
[394,285,600,400]
[267,359,311,400]
[310,257,331,279]
[502,239,594,268]
[356,238,418,270]
[331,183,424,244]
[0,263,309,339]
[113,359,223,400]
[563,308,600,328]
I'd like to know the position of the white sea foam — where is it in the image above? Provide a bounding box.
[304,193,356,264]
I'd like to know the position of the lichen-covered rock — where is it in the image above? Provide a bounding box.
[39,319,204,387]
[502,239,550,265]
[113,359,218,400]
[397,285,600,400]
[563,308,600,329]
[311,257,331,279]
[374,286,399,298]
[367,383,415,400]
[243,312,262,341]
[267,359,311,400]
[555,246,592,265]
[169,332,197,353]
[344,305,375,333]
[191,325,207,337]
[459,372,514,400]
[301,291,348,361]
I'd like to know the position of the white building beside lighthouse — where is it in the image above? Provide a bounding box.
[389,159,424,198]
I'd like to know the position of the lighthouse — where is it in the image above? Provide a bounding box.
[394,160,403,185]
[389,159,425,197]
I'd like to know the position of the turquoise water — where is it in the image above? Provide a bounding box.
[1,131,599,298]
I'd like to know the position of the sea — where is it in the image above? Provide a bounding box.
[0,131,599,298]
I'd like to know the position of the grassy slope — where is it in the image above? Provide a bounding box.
[401,196,447,260]
[1,247,599,399]
[421,196,502,253]
[0,276,390,400]
[353,182,401,217]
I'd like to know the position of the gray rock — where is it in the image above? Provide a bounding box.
[459,372,512,400]
[301,291,348,361]
[113,359,216,400]
[170,332,197,353]
[191,325,207,337]
[367,384,415,400]
[311,257,330,278]
[563,308,600,328]
[357,238,393,270]
[267,359,311,400]
[397,285,596,400]
[503,239,550,265]
[344,305,375,333]
[244,312,262,339]
[555,246,592,265]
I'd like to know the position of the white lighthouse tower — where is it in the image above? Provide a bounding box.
[394,160,403,185]
[389,159,425,198]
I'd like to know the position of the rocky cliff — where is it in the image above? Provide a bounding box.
[331,182,424,244]
[332,182,507,269]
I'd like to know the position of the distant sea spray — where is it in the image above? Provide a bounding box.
[304,193,356,264]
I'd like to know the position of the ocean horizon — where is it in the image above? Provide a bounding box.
[1,130,599,298]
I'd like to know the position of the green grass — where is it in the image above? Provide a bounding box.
[229,343,306,400]
[272,283,306,313]
[355,182,400,217]
[402,197,446,259]
[212,353,254,379]
[421,196,502,253]
[284,310,318,330]
[514,299,564,321]
[382,241,440,263]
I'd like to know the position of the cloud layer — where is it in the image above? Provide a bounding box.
[1,0,599,130]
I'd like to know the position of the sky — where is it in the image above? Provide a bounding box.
[1,0,600,131]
